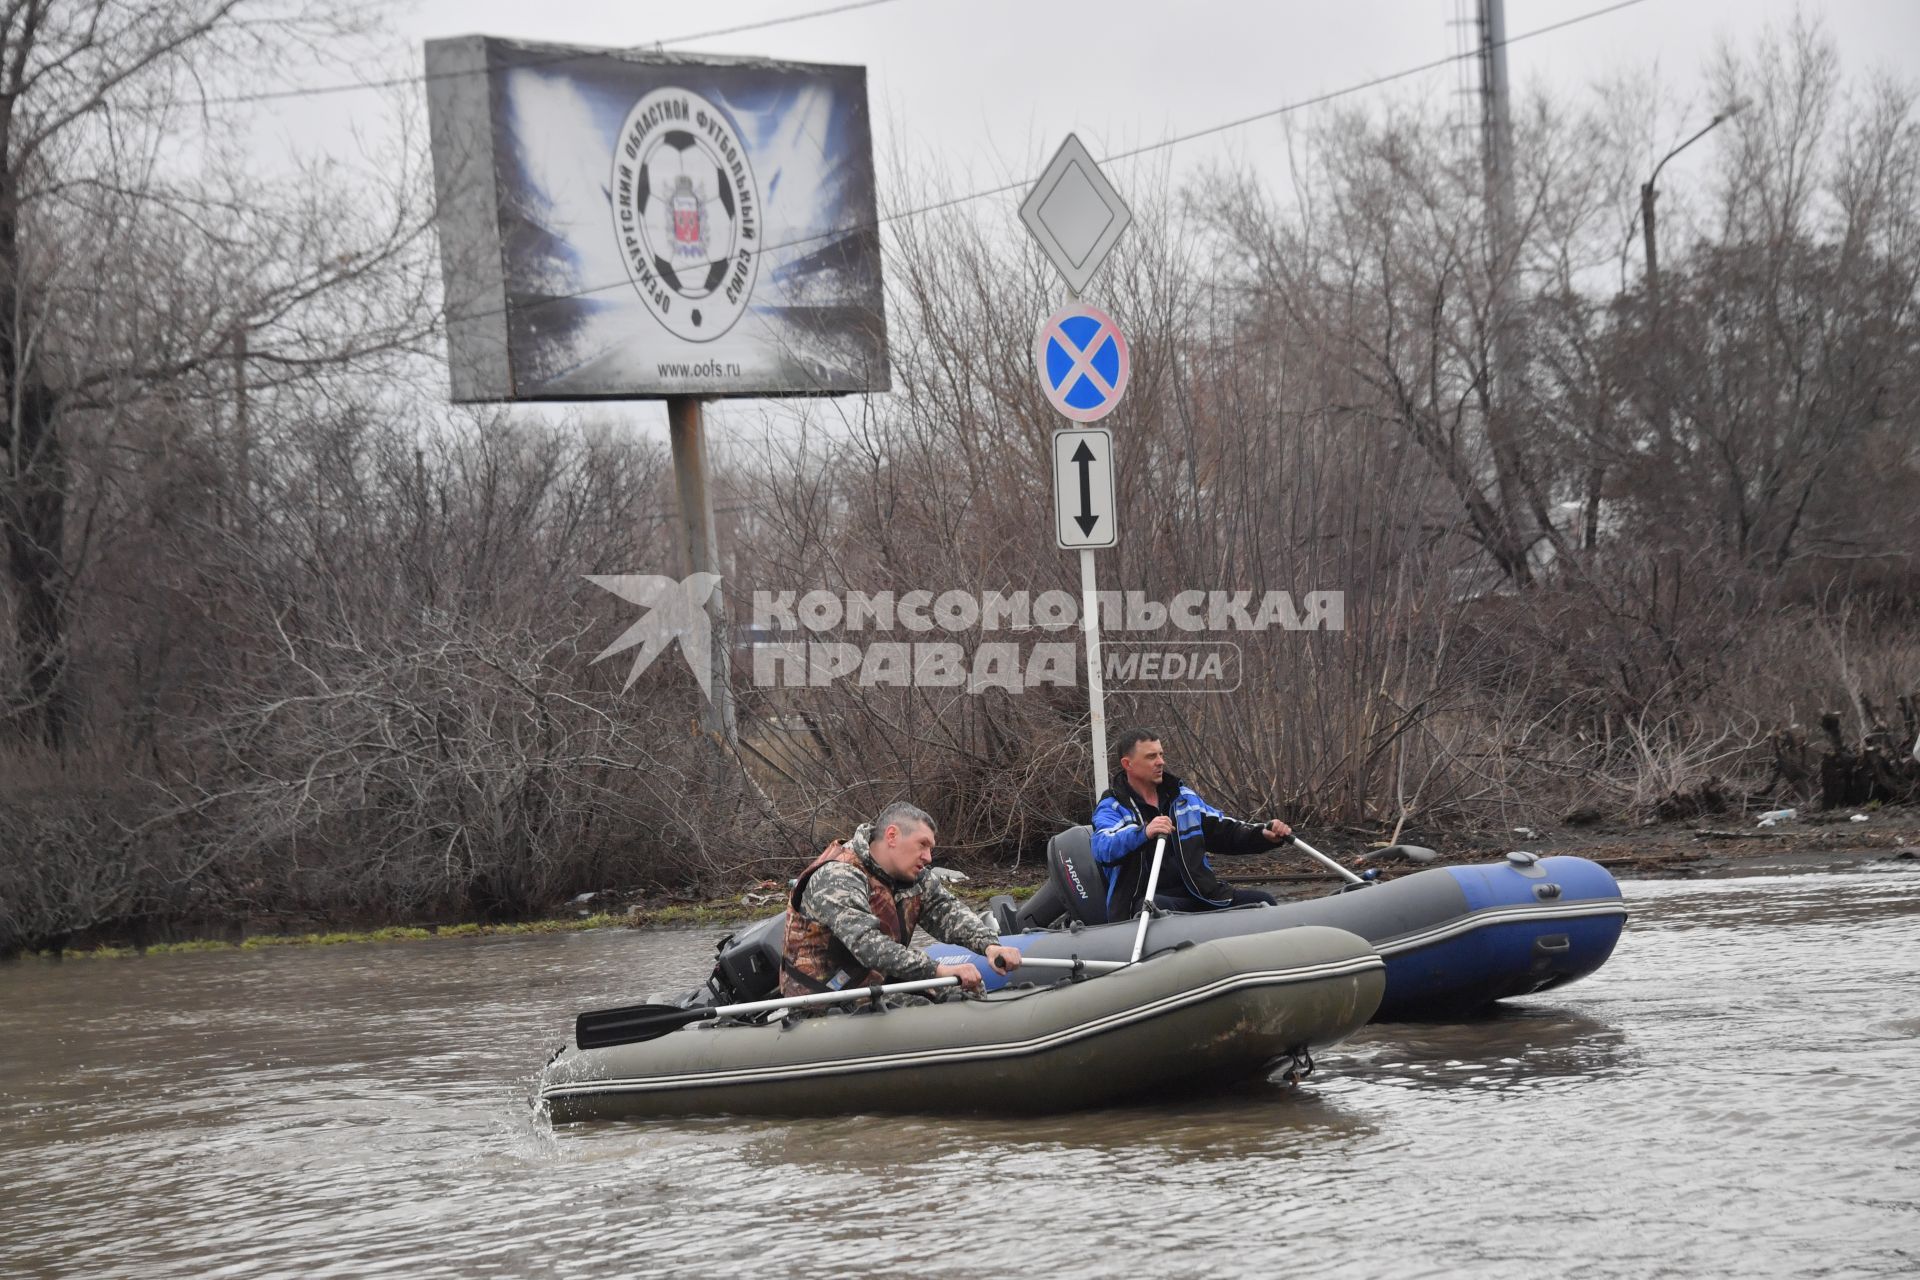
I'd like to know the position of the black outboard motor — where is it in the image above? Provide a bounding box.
[1013,825,1113,930]
[708,911,786,1003]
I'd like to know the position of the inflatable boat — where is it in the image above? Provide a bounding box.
[540,927,1384,1120]
[937,830,1627,1018]
[705,830,1626,1020]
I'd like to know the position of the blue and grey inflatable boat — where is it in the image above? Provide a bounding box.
[930,828,1626,1018]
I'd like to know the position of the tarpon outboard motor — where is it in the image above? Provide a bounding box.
[708,911,786,1004]
[1004,825,1114,931]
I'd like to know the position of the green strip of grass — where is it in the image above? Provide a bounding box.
[31,879,1051,960]
[40,913,635,959]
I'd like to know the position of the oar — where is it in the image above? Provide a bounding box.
[575,976,959,1050]
[1280,833,1365,886]
[1129,836,1169,962]
[1010,957,1126,975]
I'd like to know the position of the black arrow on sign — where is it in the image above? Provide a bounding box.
[1072,440,1099,536]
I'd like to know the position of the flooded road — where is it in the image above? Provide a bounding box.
[4,869,1918,1278]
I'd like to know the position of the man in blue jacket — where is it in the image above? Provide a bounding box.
[1091,729,1292,919]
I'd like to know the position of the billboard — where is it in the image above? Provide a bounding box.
[425,37,890,401]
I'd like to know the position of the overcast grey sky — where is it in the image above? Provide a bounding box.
[253,0,1920,440]
[349,0,1920,176]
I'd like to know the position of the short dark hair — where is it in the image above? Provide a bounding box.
[1114,729,1161,763]
[874,801,935,838]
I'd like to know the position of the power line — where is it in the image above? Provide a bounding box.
[205,0,912,106]
[444,0,1656,331]
[1101,0,1652,164]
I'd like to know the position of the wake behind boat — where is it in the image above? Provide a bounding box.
[540,927,1384,1120]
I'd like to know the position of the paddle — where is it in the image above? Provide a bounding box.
[575,953,1130,1050]
[1009,957,1126,975]
[1278,833,1366,886]
[575,976,960,1050]
[1129,836,1169,963]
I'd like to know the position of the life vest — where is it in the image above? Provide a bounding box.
[780,841,925,998]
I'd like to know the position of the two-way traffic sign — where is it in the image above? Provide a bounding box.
[1053,428,1116,549]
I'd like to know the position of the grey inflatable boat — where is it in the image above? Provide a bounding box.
[540,927,1384,1120]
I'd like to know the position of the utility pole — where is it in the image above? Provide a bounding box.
[234,330,251,533]
[1476,0,1517,272]
[1475,0,1528,580]
[1640,182,1662,311]
[667,395,737,747]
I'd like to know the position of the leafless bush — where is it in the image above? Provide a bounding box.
[172,615,780,921]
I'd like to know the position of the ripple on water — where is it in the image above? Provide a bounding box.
[2,872,1918,1279]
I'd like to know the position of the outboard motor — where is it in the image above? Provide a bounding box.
[708,911,786,1003]
[1013,825,1113,929]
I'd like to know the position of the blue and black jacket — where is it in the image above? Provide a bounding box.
[1090,773,1272,917]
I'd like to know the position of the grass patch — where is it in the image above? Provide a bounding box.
[626,903,747,928]
[73,945,135,960]
[951,881,1045,906]
[26,881,1052,961]
[36,913,636,960]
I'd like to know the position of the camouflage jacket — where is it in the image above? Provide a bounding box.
[795,825,1001,982]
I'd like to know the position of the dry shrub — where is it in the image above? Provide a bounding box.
[174,613,784,923]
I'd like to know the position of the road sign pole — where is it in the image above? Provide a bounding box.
[1080,545,1108,800]
[1068,283,1106,802]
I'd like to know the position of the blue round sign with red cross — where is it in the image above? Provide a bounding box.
[1034,303,1130,423]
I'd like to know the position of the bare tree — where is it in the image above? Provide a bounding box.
[0,0,438,747]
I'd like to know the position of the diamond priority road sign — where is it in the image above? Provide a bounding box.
[1052,427,1116,550]
[1019,133,1132,296]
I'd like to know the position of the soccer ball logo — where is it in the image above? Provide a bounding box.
[612,88,759,344]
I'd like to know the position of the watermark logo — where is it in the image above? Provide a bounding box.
[587,580,1340,697]
[746,588,1337,694]
[586,574,721,697]
[1102,640,1243,693]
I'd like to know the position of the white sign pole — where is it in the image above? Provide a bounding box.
[1067,279,1108,803]
[1081,544,1108,800]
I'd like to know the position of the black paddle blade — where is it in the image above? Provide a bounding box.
[574,1001,710,1050]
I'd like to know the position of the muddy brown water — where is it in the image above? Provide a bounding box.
[3,869,1918,1279]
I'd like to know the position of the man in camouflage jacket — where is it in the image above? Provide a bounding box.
[780,802,1023,998]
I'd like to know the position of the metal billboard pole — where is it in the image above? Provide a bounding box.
[668,395,737,747]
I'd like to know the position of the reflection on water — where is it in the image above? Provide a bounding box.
[2,870,1917,1279]
[1337,1003,1633,1092]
